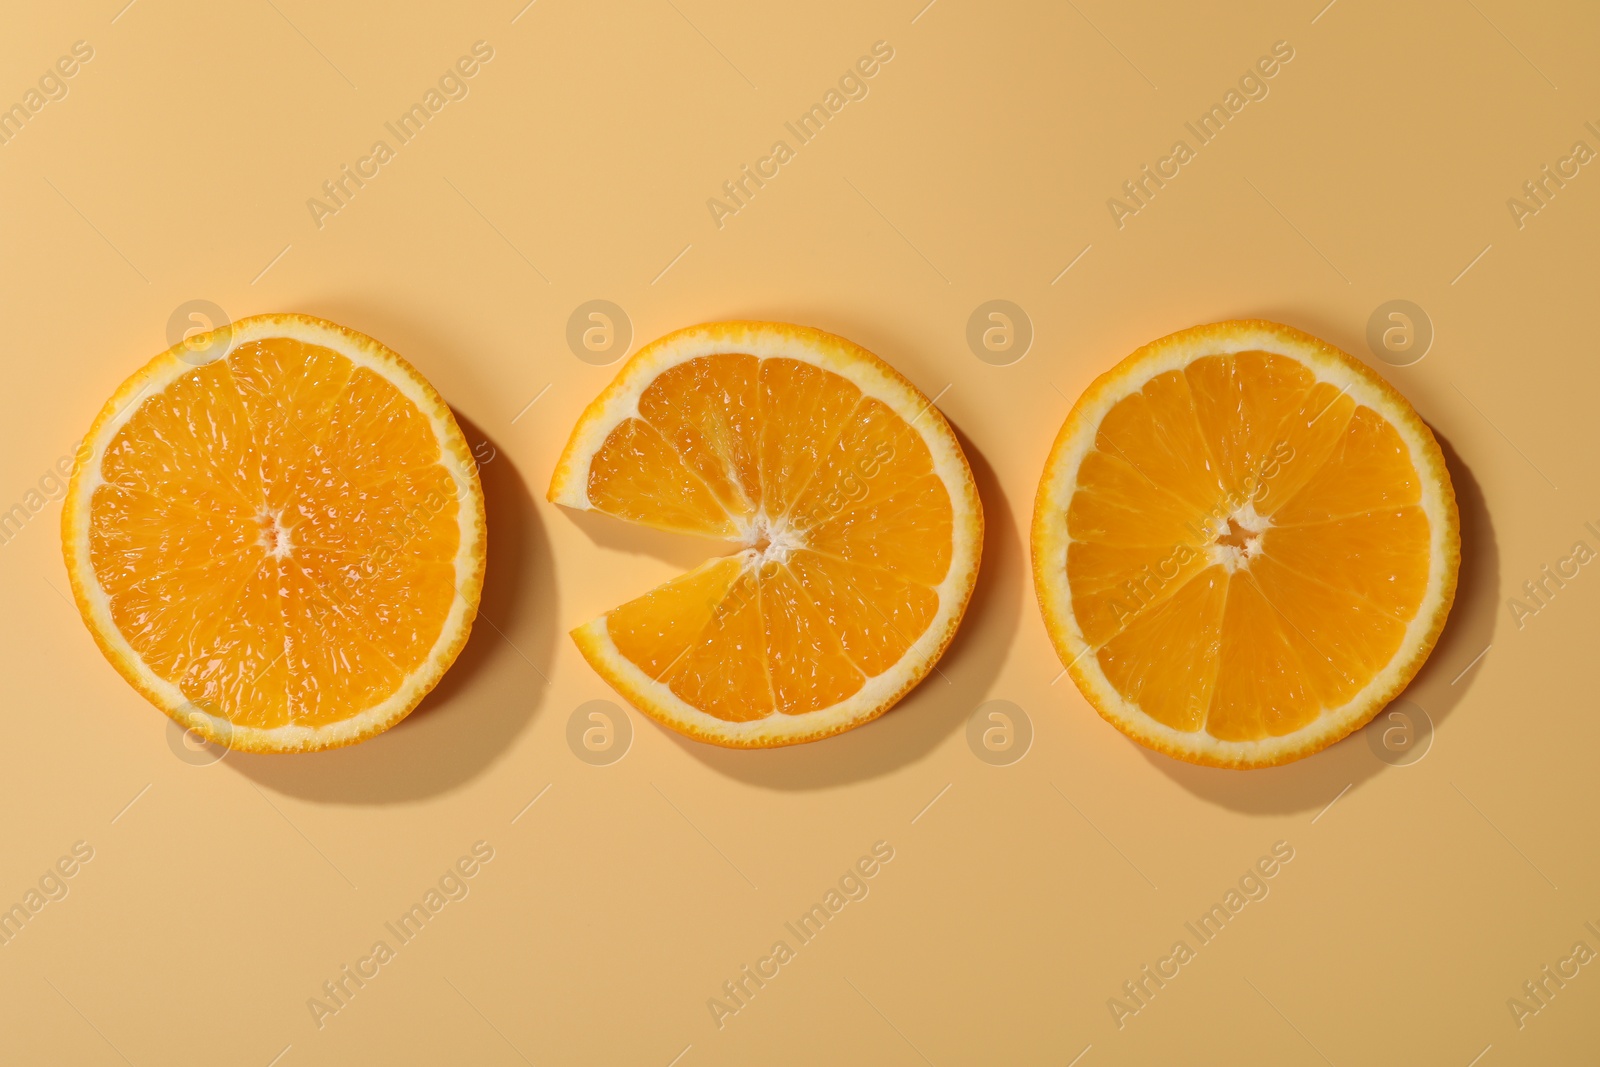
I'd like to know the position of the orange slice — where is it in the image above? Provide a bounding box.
[1033,320,1458,768]
[549,321,982,747]
[62,314,486,753]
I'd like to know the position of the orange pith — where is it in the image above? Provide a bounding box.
[549,322,982,748]
[1034,320,1458,768]
[63,314,486,752]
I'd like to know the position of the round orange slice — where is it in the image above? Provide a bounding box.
[1033,320,1458,768]
[549,321,982,747]
[62,314,486,753]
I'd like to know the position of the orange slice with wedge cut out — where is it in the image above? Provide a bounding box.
[549,321,982,747]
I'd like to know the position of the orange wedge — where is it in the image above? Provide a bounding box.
[549,321,982,747]
[62,314,486,753]
[1033,320,1458,768]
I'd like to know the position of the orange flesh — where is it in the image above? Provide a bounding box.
[1064,351,1429,740]
[88,339,461,728]
[584,354,951,721]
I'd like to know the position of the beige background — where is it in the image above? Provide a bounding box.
[1,0,1596,1063]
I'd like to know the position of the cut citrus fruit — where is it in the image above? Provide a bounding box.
[62,314,486,753]
[549,321,982,747]
[1033,320,1458,768]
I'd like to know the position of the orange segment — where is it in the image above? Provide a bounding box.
[1247,555,1408,701]
[793,397,955,586]
[786,549,939,677]
[1253,381,1356,510]
[1094,368,1225,514]
[1261,507,1430,619]
[174,559,292,729]
[1096,564,1227,732]
[607,554,747,680]
[278,556,407,729]
[1034,320,1458,768]
[1184,350,1314,495]
[63,314,486,753]
[662,566,775,723]
[636,353,762,517]
[1270,405,1422,524]
[758,562,865,715]
[100,357,260,507]
[585,419,737,538]
[1067,539,1210,647]
[1067,449,1205,548]
[1205,571,1323,741]
[553,322,982,748]
[804,473,954,585]
[757,356,864,520]
[228,336,355,495]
